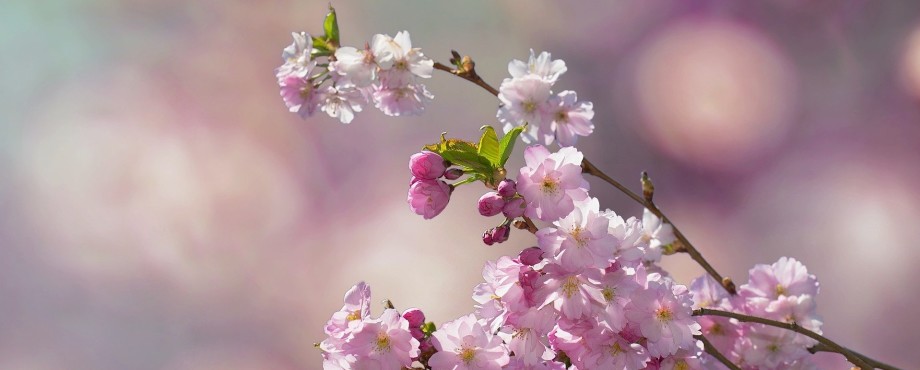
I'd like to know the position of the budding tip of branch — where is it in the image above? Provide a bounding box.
[641,171,654,202]
[383,299,395,310]
[722,277,737,295]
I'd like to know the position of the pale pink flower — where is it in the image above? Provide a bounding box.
[276,31,313,78]
[503,358,567,370]
[373,31,434,87]
[320,84,365,124]
[763,295,822,334]
[536,197,617,271]
[498,76,553,144]
[342,309,420,369]
[734,325,809,368]
[536,264,604,320]
[546,91,594,147]
[740,257,819,301]
[580,327,650,370]
[279,67,322,118]
[547,324,588,368]
[625,279,701,357]
[499,307,557,366]
[602,210,645,267]
[332,45,378,87]
[585,267,639,332]
[508,50,567,83]
[472,257,529,331]
[324,281,372,339]
[409,151,446,180]
[658,346,704,370]
[407,178,451,219]
[373,82,434,116]
[429,314,510,370]
[639,208,675,263]
[517,145,590,222]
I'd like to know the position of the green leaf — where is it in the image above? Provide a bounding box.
[312,36,332,57]
[477,125,500,166]
[322,6,340,47]
[424,134,494,177]
[498,124,527,166]
[420,322,437,336]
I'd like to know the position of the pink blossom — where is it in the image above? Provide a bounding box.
[536,264,604,320]
[324,281,372,339]
[278,67,322,118]
[373,82,434,116]
[547,91,594,147]
[580,327,650,370]
[407,178,451,219]
[740,257,819,301]
[517,246,544,266]
[536,197,617,271]
[508,50,567,83]
[517,145,590,222]
[498,76,553,145]
[639,208,675,263]
[658,346,704,370]
[332,45,378,87]
[342,309,420,369]
[734,325,809,368]
[320,84,365,124]
[625,279,701,357]
[504,358,567,370]
[585,267,639,332]
[372,31,434,88]
[429,314,510,370]
[478,192,506,216]
[276,31,313,78]
[502,197,526,219]
[602,209,645,267]
[402,307,426,328]
[499,307,557,366]
[409,151,447,180]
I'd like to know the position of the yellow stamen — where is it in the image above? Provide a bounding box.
[562,276,579,298]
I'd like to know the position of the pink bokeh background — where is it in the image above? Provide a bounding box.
[2,1,919,368]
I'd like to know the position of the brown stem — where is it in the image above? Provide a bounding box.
[808,343,901,370]
[694,308,898,369]
[433,61,499,97]
[694,334,741,370]
[581,158,736,295]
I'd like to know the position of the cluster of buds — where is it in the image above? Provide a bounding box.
[275,9,435,124]
[479,179,527,245]
[407,151,453,219]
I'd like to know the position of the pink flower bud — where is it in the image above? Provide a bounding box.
[478,192,506,217]
[490,225,510,244]
[518,246,544,266]
[402,308,426,328]
[407,178,451,219]
[443,168,463,180]
[496,179,517,198]
[409,151,446,179]
[501,197,526,219]
[410,326,425,340]
[482,230,495,245]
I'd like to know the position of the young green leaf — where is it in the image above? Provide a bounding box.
[498,124,527,166]
[322,6,340,47]
[477,125,500,166]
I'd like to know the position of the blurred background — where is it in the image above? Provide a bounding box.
[2,0,919,368]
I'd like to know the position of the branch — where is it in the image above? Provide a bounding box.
[435,52,736,295]
[694,308,899,369]
[694,334,741,370]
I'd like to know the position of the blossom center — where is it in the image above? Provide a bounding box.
[674,360,689,370]
[655,306,673,322]
[523,100,537,114]
[540,177,559,195]
[608,342,623,357]
[602,287,616,302]
[562,276,579,298]
[299,84,314,99]
[710,322,724,335]
[394,59,409,71]
[345,310,362,322]
[775,284,787,296]
[570,226,588,247]
[555,110,569,123]
[374,331,391,352]
[459,346,476,364]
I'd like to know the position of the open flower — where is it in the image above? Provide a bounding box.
[517,145,589,222]
[429,314,510,370]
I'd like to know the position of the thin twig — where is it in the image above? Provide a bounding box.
[694,334,741,370]
[808,343,901,370]
[694,308,894,369]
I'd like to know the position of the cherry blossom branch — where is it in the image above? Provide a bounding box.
[694,308,898,369]
[694,334,741,370]
[434,52,737,296]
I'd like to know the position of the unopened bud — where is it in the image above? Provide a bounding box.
[402,308,426,328]
[518,246,544,266]
[641,171,654,202]
[496,179,517,198]
[478,192,506,217]
[444,168,463,180]
[482,230,495,245]
[490,225,510,244]
[409,151,447,180]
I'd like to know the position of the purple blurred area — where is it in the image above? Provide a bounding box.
[2,1,919,368]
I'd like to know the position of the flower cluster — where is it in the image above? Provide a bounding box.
[478,179,526,246]
[275,29,434,123]
[497,51,595,147]
[688,258,824,369]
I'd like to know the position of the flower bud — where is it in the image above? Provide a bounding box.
[502,197,526,219]
[443,168,463,180]
[496,179,517,198]
[410,326,425,340]
[407,179,451,219]
[490,225,510,244]
[477,192,506,217]
[518,246,544,266]
[409,151,446,180]
[402,308,426,328]
[482,230,495,245]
